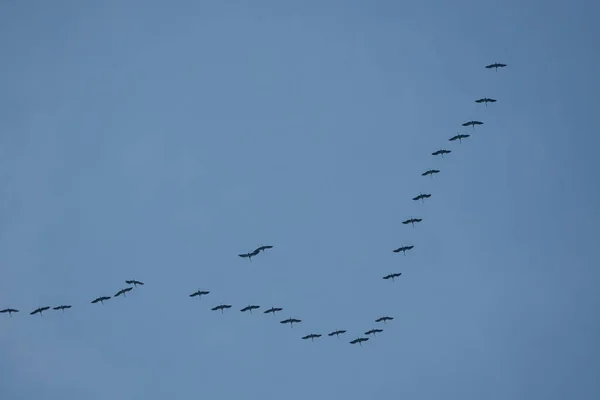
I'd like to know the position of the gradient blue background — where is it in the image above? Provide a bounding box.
[1,1,599,399]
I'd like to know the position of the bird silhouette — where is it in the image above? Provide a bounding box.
[0,308,19,317]
[393,245,414,255]
[449,134,470,143]
[240,305,260,314]
[382,273,402,281]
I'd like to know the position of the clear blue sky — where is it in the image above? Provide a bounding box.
[1,1,599,399]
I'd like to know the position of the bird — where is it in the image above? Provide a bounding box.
[263,307,283,316]
[211,304,232,314]
[125,280,144,287]
[485,62,507,71]
[253,245,273,253]
[412,193,432,203]
[432,149,451,158]
[382,273,402,281]
[238,249,260,262]
[0,308,19,317]
[114,287,133,298]
[461,120,483,129]
[393,245,414,255]
[91,296,111,305]
[240,305,260,314]
[328,330,347,338]
[349,337,369,346]
[402,217,423,227]
[449,134,470,143]
[365,328,383,336]
[302,333,322,342]
[189,290,210,299]
[475,97,497,106]
[375,316,394,324]
[280,318,302,328]
[52,305,72,312]
[422,169,440,177]
[30,306,50,316]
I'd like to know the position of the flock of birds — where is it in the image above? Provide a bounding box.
[1,61,508,347]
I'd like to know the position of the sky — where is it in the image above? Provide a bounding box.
[1,1,599,399]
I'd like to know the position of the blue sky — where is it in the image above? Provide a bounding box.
[1,1,599,399]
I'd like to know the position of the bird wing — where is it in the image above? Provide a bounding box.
[392,248,401,253]
[402,220,410,224]
[475,99,484,103]
[189,292,198,297]
[238,253,249,258]
[125,280,133,284]
[211,306,220,311]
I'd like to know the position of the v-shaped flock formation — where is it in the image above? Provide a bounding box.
[1,61,508,347]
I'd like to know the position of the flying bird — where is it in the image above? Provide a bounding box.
[52,305,72,312]
[461,120,483,129]
[211,304,232,314]
[328,330,347,338]
[349,337,369,346]
[189,290,210,299]
[475,97,497,106]
[382,273,402,281]
[412,193,432,203]
[432,149,451,158]
[449,134,470,143]
[365,328,384,336]
[125,280,144,287]
[0,308,19,317]
[238,249,260,262]
[280,318,302,328]
[30,306,50,316]
[240,305,260,314]
[302,333,322,342]
[253,245,273,253]
[375,316,394,324]
[263,307,283,316]
[114,287,133,298]
[485,62,507,71]
[422,169,440,177]
[402,217,423,227]
[393,245,414,255]
[91,296,111,305]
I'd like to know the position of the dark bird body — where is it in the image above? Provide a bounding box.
[30,306,50,316]
[328,330,347,338]
[125,280,144,287]
[91,296,111,305]
[238,249,260,261]
[53,305,72,312]
[0,308,19,317]
[264,307,283,315]
[302,333,322,342]
[350,337,369,346]
[375,316,394,324]
[240,305,260,314]
[393,245,414,255]
[211,304,232,314]
[461,120,483,129]
[485,62,507,71]
[383,273,402,281]
[253,245,273,253]
[402,217,423,227]
[114,287,133,298]
[432,149,451,158]
[365,328,383,336]
[189,290,210,299]
[422,169,440,177]
[475,97,497,106]
[280,318,302,327]
[412,193,432,203]
[449,134,470,143]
